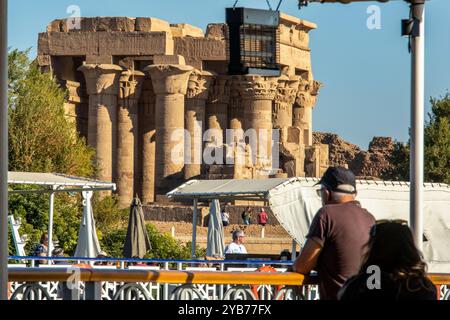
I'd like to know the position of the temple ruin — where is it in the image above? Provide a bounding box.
[37,13,329,207]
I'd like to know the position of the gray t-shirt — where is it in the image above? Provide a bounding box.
[306,201,376,300]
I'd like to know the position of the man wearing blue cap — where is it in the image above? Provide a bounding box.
[293,166,376,300]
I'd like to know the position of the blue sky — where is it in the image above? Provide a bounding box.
[7,0,450,148]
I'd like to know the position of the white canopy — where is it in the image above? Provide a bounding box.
[8,171,115,258]
[8,171,116,193]
[168,178,450,272]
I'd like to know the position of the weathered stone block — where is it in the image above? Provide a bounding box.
[37,54,51,67]
[174,37,226,62]
[37,33,50,55]
[153,54,185,65]
[85,55,113,64]
[205,23,228,40]
[96,17,136,32]
[47,20,63,32]
[80,18,99,32]
[98,32,173,56]
[280,44,312,72]
[170,23,204,38]
[44,32,100,56]
[135,17,171,33]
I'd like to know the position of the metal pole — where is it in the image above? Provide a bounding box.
[0,0,8,301]
[191,198,198,259]
[47,186,56,260]
[409,1,425,251]
[291,239,297,261]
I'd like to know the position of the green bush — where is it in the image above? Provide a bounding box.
[101,223,206,260]
[93,195,128,237]
[8,189,82,255]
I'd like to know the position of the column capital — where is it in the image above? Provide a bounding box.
[119,70,145,100]
[186,69,215,100]
[62,80,83,103]
[77,64,123,95]
[207,75,231,104]
[239,75,278,101]
[144,64,193,95]
[295,78,323,109]
[275,75,299,106]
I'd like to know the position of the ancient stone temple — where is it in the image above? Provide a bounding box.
[38,13,329,207]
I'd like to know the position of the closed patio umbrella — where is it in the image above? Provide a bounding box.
[206,199,225,258]
[123,197,152,258]
[74,190,101,258]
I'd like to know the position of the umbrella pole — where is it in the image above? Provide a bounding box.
[191,198,198,259]
[47,186,56,262]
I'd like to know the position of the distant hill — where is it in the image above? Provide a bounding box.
[313,132,395,179]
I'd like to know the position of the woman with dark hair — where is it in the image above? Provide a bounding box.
[338,220,437,300]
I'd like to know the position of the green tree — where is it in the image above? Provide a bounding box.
[8,49,95,175]
[424,94,450,184]
[7,49,95,255]
[384,93,450,184]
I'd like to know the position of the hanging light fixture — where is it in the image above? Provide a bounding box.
[226,7,281,76]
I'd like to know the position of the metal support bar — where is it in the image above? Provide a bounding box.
[0,0,8,301]
[84,282,102,300]
[62,282,81,300]
[47,186,56,259]
[276,0,284,11]
[191,198,198,259]
[9,187,115,194]
[291,239,297,261]
[409,1,425,250]
[163,262,169,300]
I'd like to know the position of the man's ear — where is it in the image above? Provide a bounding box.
[324,189,331,202]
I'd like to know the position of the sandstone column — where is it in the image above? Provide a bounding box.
[78,64,122,184]
[239,75,278,177]
[293,78,322,146]
[138,78,157,204]
[61,80,88,139]
[117,70,144,207]
[205,76,230,143]
[144,64,193,192]
[228,76,243,131]
[185,69,214,180]
[226,76,244,166]
[273,75,299,129]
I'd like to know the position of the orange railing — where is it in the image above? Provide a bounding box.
[8,268,450,286]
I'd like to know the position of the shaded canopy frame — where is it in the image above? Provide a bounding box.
[166,177,317,258]
[7,172,116,258]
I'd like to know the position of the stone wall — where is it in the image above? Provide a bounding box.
[143,205,280,227]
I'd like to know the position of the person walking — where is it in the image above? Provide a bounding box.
[221,206,230,227]
[241,207,252,225]
[257,208,268,227]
